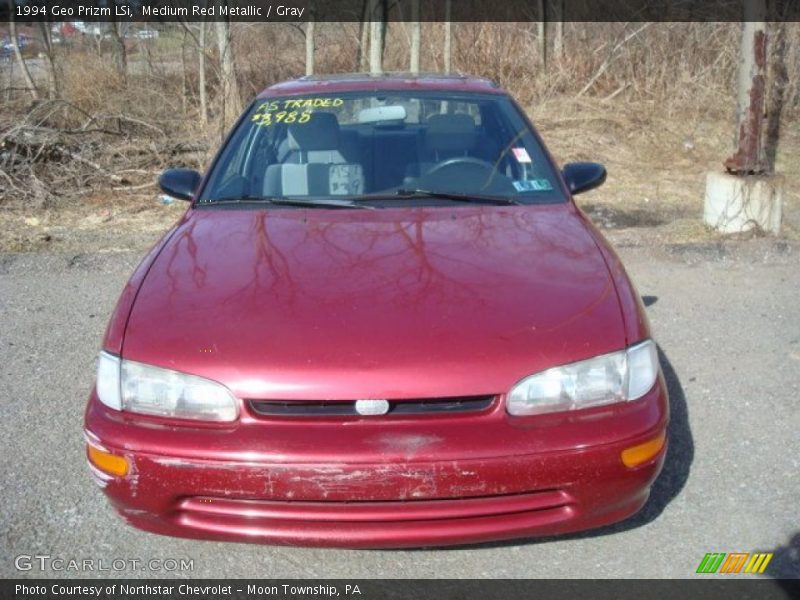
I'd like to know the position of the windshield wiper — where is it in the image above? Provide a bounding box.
[204,195,371,209]
[393,188,521,206]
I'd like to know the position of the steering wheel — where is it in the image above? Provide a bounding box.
[424,156,495,177]
[420,156,507,193]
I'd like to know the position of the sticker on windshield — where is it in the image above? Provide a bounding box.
[512,147,532,163]
[513,179,553,192]
[329,164,364,196]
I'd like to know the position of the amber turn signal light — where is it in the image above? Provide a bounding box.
[87,444,129,477]
[621,432,666,468]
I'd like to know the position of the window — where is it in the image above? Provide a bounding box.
[199,91,566,205]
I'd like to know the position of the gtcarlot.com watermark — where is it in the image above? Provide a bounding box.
[14,554,194,573]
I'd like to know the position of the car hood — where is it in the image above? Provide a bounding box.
[123,205,625,400]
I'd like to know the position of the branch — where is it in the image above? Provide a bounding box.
[576,23,652,98]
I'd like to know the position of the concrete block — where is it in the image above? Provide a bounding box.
[704,171,783,234]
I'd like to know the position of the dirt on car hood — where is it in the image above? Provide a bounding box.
[123,203,626,400]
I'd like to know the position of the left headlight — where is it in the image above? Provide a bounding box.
[95,352,239,422]
[506,340,659,416]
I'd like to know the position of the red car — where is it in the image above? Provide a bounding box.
[84,73,668,548]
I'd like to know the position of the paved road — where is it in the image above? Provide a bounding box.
[1,238,798,579]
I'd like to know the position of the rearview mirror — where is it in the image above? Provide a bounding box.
[562,162,607,195]
[158,168,202,201]
[357,105,407,124]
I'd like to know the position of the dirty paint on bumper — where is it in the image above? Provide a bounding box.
[84,383,668,548]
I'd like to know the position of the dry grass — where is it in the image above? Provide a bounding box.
[532,96,799,238]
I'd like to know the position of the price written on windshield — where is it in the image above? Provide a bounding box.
[251,98,344,128]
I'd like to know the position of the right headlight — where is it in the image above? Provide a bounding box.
[506,340,659,416]
[95,352,239,422]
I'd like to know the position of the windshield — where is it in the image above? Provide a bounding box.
[198,91,567,206]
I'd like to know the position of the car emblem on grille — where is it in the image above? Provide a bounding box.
[354,399,390,416]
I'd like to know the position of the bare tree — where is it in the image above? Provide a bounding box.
[38,22,59,99]
[305,19,315,76]
[180,30,188,113]
[198,21,208,125]
[108,21,128,81]
[552,0,564,62]
[7,0,38,100]
[409,0,421,74]
[443,0,452,72]
[537,0,547,69]
[368,0,384,74]
[215,16,241,127]
[357,0,370,71]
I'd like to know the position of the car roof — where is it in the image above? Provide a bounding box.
[257,72,506,98]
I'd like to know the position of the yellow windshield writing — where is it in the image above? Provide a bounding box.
[252,98,344,127]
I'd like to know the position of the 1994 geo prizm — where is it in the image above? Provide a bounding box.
[84,73,668,548]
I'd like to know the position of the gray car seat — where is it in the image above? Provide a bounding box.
[265,113,364,196]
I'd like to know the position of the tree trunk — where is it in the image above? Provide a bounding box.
[357,0,370,71]
[368,0,384,75]
[199,21,208,125]
[553,0,564,62]
[38,22,59,99]
[380,0,388,59]
[305,19,315,76]
[724,0,767,174]
[537,0,547,70]
[443,0,452,73]
[140,29,154,77]
[215,16,241,128]
[8,2,38,100]
[180,30,188,114]
[409,0,420,73]
[5,51,13,102]
[109,21,127,81]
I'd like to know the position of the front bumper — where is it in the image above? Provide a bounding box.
[84,381,668,548]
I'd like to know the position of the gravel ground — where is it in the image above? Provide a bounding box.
[0,233,798,579]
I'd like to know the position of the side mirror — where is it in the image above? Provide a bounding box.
[562,162,607,195]
[158,168,202,201]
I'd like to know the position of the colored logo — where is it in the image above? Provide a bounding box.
[696,552,773,574]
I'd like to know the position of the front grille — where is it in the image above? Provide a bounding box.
[248,395,494,417]
[177,489,571,523]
